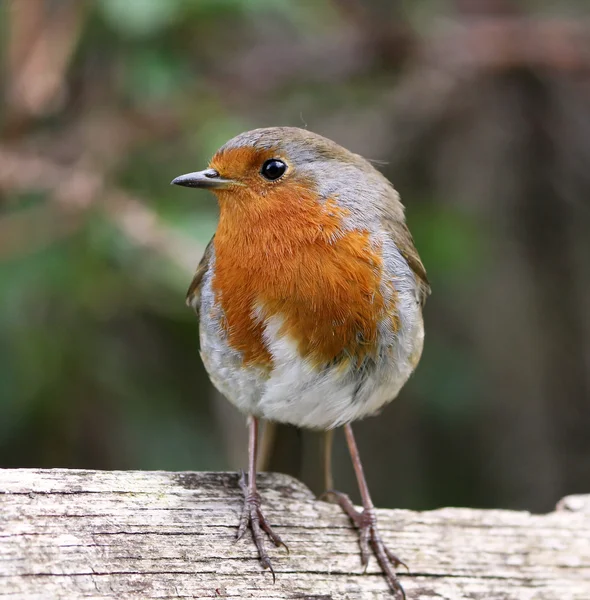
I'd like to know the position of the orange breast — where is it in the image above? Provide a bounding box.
[211,185,397,368]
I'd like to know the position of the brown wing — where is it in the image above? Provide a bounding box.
[385,219,431,307]
[186,236,214,315]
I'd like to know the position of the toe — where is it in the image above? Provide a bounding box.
[385,545,409,572]
[359,526,371,569]
[258,509,287,550]
[236,508,250,541]
[372,537,406,599]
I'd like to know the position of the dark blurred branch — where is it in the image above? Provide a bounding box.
[0,147,203,269]
[333,0,416,66]
[421,18,590,74]
[381,16,590,176]
[4,0,87,136]
[215,3,414,97]
[454,0,522,17]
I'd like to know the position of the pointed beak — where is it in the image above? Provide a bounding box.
[170,169,235,189]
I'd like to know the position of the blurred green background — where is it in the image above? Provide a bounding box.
[1,0,589,513]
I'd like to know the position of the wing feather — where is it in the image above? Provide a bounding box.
[186,236,214,316]
[383,209,430,306]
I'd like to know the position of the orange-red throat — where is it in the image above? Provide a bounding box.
[208,148,395,369]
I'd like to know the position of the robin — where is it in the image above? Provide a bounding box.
[172,127,429,598]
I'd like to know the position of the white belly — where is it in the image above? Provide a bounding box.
[199,292,424,431]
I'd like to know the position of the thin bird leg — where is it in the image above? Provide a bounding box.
[326,424,408,600]
[236,417,287,583]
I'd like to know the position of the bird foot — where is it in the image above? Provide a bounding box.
[236,471,287,583]
[323,490,408,599]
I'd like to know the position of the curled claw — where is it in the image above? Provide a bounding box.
[259,514,289,553]
[236,470,286,583]
[323,490,408,599]
[385,545,410,573]
[267,562,276,585]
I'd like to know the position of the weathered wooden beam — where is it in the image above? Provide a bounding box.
[0,469,588,599]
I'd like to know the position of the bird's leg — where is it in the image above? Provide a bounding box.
[236,416,287,582]
[325,424,408,599]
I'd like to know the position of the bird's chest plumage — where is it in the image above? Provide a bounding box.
[198,192,422,429]
[212,194,397,368]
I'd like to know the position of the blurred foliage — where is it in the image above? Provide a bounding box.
[1,0,589,513]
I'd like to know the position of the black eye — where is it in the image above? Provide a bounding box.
[261,159,287,181]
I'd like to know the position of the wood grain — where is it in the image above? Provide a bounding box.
[1,469,588,599]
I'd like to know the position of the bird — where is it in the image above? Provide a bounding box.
[172,126,429,598]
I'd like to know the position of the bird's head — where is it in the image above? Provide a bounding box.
[171,127,401,225]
